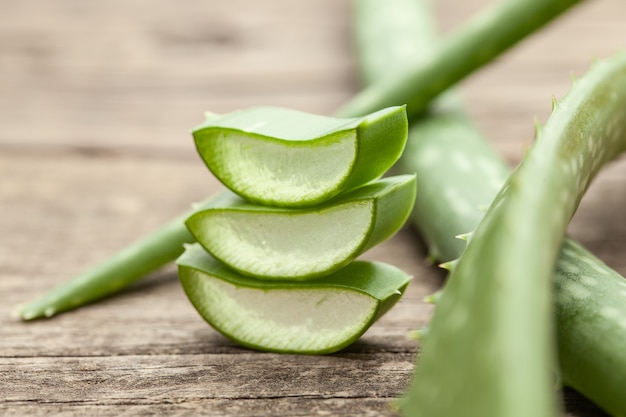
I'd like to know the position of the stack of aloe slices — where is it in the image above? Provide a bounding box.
[177,105,416,354]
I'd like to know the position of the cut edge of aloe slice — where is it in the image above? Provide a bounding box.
[192,106,408,207]
[177,244,412,354]
[185,174,416,280]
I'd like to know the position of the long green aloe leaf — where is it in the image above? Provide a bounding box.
[354,1,626,415]
[16,0,584,320]
[338,0,585,120]
[406,53,626,417]
[177,243,411,354]
[17,209,196,320]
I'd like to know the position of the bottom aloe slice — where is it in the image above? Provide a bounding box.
[177,243,411,354]
[185,174,416,280]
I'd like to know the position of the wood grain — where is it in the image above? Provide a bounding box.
[1,0,624,416]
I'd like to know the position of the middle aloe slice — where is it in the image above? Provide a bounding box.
[185,174,416,280]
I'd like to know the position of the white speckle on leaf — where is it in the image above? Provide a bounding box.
[417,146,441,167]
[489,178,504,192]
[477,156,503,180]
[443,187,474,217]
[579,275,598,287]
[562,246,577,259]
[451,152,472,173]
[566,282,590,299]
[600,306,622,321]
[588,261,611,275]
[560,259,581,274]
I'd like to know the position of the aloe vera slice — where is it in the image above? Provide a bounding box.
[185,175,416,280]
[177,243,411,354]
[192,106,408,207]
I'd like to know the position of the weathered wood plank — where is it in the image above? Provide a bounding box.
[0,0,354,149]
[1,399,398,417]
[1,353,415,400]
[0,356,610,416]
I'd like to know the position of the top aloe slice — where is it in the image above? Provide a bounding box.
[185,174,416,280]
[192,106,408,207]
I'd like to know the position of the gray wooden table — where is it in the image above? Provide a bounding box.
[1,0,625,415]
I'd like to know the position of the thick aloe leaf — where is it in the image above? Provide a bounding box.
[185,175,416,280]
[338,0,586,120]
[403,54,626,417]
[192,106,408,207]
[354,0,626,415]
[17,207,198,320]
[177,243,411,354]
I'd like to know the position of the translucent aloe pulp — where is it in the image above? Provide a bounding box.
[185,175,416,280]
[193,106,408,207]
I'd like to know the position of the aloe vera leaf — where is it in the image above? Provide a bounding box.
[405,117,626,416]
[17,208,196,320]
[403,98,626,417]
[355,1,626,415]
[353,0,438,88]
[16,0,582,320]
[177,243,411,354]
[192,106,408,207]
[338,0,585,120]
[186,175,416,280]
[405,54,626,417]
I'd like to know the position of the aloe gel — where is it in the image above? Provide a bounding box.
[192,106,408,207]
[177,243,412,354]
[185,175,416,280]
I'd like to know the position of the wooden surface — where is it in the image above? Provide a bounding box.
[1,0,625,416]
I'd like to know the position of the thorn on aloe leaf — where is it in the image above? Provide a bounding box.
[455,231,474,242]
[423,290,442,304]
[438,259,459,272]
[408,326,429,341]
[534,117,543,138]
[551,95,559,111]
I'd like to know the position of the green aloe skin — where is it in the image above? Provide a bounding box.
[404,53,626,417]
[16,0,587,321]
[354,0,626,416]
[337,0,585,120]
